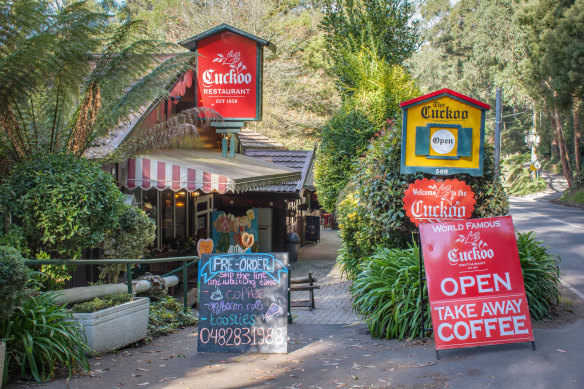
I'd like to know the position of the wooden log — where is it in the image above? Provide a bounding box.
[52,276,179,305]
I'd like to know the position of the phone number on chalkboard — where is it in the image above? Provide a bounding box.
[199,327,285,346]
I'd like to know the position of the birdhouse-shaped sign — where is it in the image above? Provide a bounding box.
[400,89,490,177]
[181,24,274,121]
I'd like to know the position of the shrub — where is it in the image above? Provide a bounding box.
[0,153,125,260]
[314,109,377,212]
[516,231,561,321]
[148,296,197,339]
[100,205,156,283]
[0,294,90,382]
[352,232,561,340]
[70,293,133,313]
[351,244,431,340]
[502,153,548,195]
[0,246,29,317]
[337,124,509,278]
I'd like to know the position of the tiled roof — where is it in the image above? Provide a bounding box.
[244,148,314,193]
[237,128,285,149]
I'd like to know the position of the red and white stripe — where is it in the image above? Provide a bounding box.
[125,157,233,194]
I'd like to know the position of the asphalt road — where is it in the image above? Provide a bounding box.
[510,195,584,298]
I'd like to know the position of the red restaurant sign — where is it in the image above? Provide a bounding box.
[196,30,261,120]
[403,178,475,226]
[419,216,534,350]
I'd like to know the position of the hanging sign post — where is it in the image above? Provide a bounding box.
[419,216,534,352]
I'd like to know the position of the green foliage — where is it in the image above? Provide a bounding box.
[516,231,561,321]
[100,205,156,283]
[70,294,133,314]
[0,293,90,382]
[558,188,584,206]
[351,232,561,340]
[0,0,195,163]
[336,124,509,278]
[314,110,377,212]
[148,296,197,338]
[502,154,548,196]
[320,0,418,91]
[0,154,125,263]
[0,246,29,317]
[351,245,430,339]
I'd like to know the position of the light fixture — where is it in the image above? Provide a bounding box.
[229,200,234,205]
[269,201,273,207]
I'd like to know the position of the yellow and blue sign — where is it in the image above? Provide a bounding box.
[400,89,490,177]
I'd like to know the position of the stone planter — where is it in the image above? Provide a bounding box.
[73,297,149,355]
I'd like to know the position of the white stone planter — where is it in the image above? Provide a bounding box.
[73,297,149,355]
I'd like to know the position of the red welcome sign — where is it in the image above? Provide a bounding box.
[419,216,534,350]
[403,178,475,226]
[196,31,259,120]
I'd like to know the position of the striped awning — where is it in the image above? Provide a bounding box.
[122,149,301,194]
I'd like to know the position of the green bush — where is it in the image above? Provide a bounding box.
[100,205,156,283]
[337,124,509,278]
[148,296,197,339]
[351,245,430,340]
[70,293,133,313]
[0,294,90,382]
[502,153,548,195]
[0,154,125,260]
[352,232,561,340]
[314,110,377,212]
[0,154,125,287]
[0,246,29,317]
[516,231,561,321]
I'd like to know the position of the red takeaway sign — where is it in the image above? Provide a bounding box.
[419,216,534,350]
[403,178,475,226]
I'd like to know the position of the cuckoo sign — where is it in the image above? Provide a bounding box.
[419,216,534,351]
[403,178,475,226]
[400,89,490,176]
[192,25,268,121]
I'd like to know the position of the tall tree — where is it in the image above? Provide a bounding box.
[320,0,418,94]
[0,0,195,165]
[520,0,584,187]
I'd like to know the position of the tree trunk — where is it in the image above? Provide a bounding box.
[574,98,582,174]
[552,106,573,188]
[551,116,559,160]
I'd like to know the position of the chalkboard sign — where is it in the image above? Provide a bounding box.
[197,253,289,353]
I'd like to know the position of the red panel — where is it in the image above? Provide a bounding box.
[196,31,259,119]
[172,165,181,191]
[400,88,491,110]
[127,159,136,189]
[403,179,476,226]
[142,158,151,189]
[187,168,197,191]
[157,161,166,189]
[203,172,212,193]
[420,216,533,350]
[218,175,227,194]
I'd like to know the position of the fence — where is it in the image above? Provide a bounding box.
[24,257,199,312]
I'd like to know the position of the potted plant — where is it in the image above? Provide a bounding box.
[71,294,150,355]
[0,246,29,388]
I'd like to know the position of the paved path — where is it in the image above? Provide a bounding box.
[290,228,360,325]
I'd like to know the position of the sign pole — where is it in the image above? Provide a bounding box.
[494,88,502,180]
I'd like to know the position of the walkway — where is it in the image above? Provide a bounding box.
[290,228,360,325]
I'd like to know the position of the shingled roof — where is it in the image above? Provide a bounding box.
[237,128,285,150]
[244,148,315,193]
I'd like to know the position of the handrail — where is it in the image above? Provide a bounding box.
[24,256,200,312]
